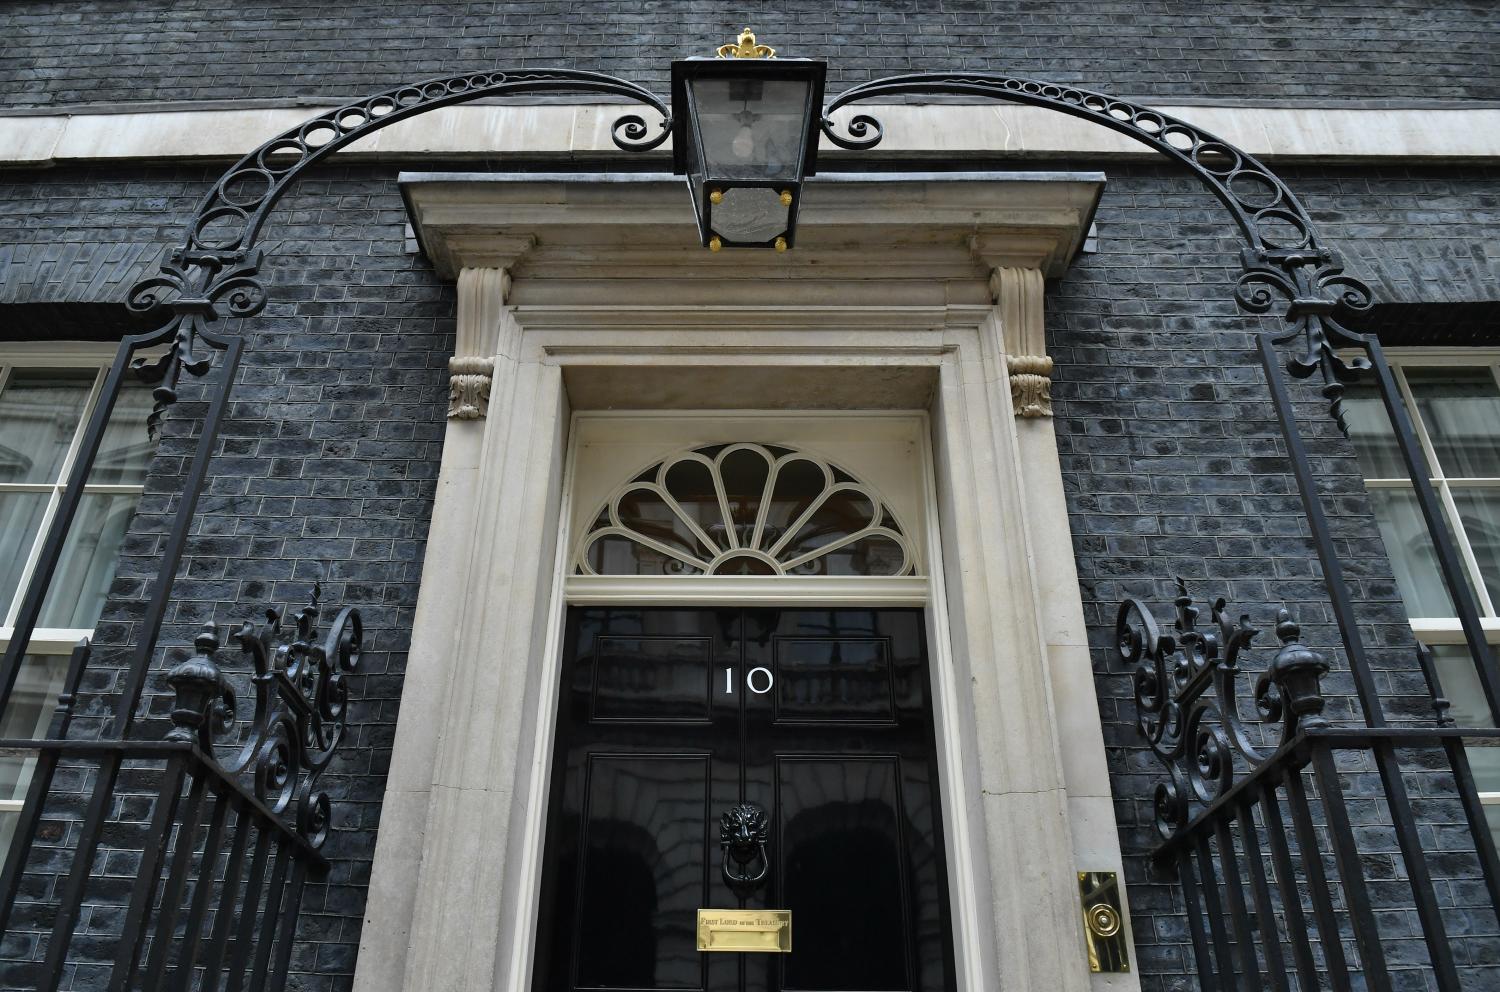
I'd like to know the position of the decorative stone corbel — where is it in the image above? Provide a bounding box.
[448,355,493,419]
[449,267,509,419]
[1007,354,1054,418]
[989,266,1054,418]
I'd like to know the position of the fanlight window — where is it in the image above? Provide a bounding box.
[576,443,917,577]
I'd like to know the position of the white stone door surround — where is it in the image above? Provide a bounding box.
[352,173,1140,992]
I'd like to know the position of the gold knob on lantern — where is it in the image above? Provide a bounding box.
[774,237,788,252]
[779,190,793,207]
[708,236,723,252]
[709,189,724,205]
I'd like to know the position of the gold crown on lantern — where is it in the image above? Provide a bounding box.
[716,27,775,59]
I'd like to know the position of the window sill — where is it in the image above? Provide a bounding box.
[0,627,91,655]
[1408,617,1500,644]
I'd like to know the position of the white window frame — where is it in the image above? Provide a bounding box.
[1358,348,1500,633]
[0,342,145,819]
[0,342,146,654]
[1354,346,1500,813]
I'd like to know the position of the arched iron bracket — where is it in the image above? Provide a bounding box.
[132,66,1381,431]
[130,67,1391,432]
[821,73,1376,426]
[126,68,671,428]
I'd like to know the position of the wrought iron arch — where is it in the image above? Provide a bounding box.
[107,60,1499,751]
[133,69,1381,435]
[128,69,1378,421]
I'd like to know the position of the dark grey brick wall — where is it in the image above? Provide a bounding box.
[0,160,452,991]
[1,0,1499,110]
[3,151,1500,988]
[1052,161,1500,990]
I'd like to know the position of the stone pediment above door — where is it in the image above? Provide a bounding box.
[398,171,1104,308]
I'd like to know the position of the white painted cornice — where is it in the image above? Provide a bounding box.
[400,171,1105,294]
[2,102,1499,168]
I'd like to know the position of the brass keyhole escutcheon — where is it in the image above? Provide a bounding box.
[1086,903,1121,939]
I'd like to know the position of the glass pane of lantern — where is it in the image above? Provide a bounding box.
[713,187,789,243]
[689,76,810,180]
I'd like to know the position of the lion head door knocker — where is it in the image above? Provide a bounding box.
[719,803,770,897]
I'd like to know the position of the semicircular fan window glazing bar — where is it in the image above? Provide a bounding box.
[576,443,917,577]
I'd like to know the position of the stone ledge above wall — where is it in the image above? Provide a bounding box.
[5,103,1500,169]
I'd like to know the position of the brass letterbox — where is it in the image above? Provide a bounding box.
[696,909,792,953]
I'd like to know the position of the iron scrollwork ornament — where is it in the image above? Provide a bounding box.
[1235,246,1375,431]
[720,802,771,897]
[165,582,362,848]
[1115,579,1329,840]
[125,248,265,437]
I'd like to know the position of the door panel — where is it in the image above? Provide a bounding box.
[776,756,910,992]
[591,634,716,723]
[575,754,713,990]
[536,607,954,992]
[771,637,897,724]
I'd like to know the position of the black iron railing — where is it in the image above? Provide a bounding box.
[0,590,358,992]
[1119,586,1500,990]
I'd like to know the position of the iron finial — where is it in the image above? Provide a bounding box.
[1266,608,1330,733]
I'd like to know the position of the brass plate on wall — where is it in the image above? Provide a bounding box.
[1079,871,1129,973]
[696,910,792,952]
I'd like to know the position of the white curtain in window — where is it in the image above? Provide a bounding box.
[1405,369,1500,479]
[40,494,139,629]
[0,494,47,614]
[0,370,90,485]
[91,383,155,486]
[1342,386,1407,479]
[0,372,153,629]
[1367,488,1457,617]
[1452,488,1500,605]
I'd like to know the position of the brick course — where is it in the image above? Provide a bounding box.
[0,1,1498,109]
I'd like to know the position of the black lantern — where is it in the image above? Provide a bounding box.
[670,30,825,251]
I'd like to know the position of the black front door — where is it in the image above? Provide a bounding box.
[534,607,955,992]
